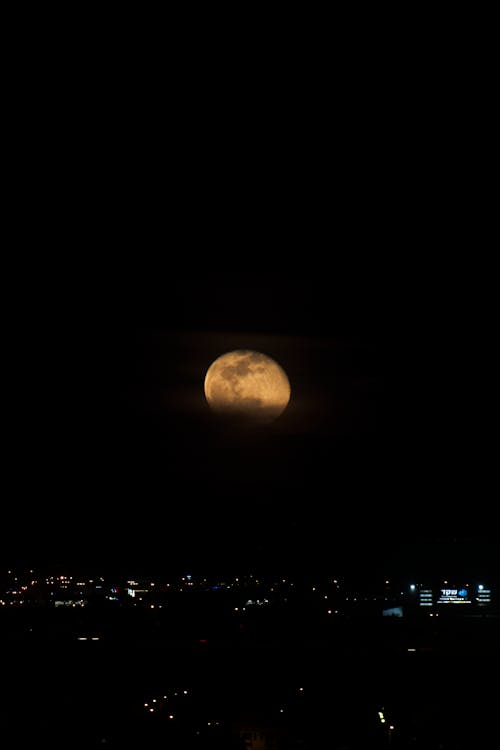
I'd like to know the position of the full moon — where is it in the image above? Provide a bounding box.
[204,350,291,423]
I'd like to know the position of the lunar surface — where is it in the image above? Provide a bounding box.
[204,350,291,423]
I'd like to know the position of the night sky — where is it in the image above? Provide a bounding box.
[2,38,495,578]
[4,260,496,580]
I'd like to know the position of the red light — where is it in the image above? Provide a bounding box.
[199,639,208,644]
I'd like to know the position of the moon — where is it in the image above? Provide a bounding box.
[204,350,291,423]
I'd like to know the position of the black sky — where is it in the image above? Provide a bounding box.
[3,37,496,578]
[4,262,495,580]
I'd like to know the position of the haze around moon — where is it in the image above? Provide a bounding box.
[204,350,291,423]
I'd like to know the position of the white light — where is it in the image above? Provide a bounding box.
[408,648,417,652]
[410,584,416,591]
[169,715,174,720]
[381,718,386,724]
[478,584,484,590]
[149,708,154,713]
[389,725,395,730]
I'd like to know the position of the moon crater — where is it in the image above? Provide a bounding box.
[204,350,291,423]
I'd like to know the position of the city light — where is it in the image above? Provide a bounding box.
[1,560,496,747]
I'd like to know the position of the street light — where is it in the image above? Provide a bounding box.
[388,725,395,746]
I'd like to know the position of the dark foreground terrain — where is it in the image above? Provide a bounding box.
[1,608,498,748]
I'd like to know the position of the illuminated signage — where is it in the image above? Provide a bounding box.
[477,587,491,605]
[438,588,471,605]
[418,584,492,609]
[419,589,433,606]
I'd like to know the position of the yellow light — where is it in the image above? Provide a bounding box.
[381,718,386,724]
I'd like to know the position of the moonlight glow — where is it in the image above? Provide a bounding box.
[204,350,291,423]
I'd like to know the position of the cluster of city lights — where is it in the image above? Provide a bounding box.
[141,687,308,735]
[143,690,224,733]
[143,688,190,719]
[1,569,495,626]
[378,708,395,734]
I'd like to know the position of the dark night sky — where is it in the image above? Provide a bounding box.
[4,262,496,580]
[2,41,496,578]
